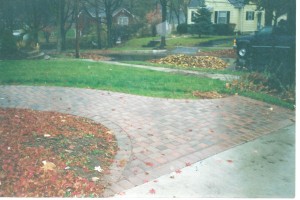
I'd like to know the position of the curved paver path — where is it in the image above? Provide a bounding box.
[0,85,295,197]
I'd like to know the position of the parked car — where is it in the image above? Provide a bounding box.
[233,26,295,69]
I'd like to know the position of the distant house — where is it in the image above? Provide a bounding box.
[187,0,265,33]
[85,7,136,26]
[113,8,136,26]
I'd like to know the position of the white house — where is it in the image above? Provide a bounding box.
[187,0,266,34]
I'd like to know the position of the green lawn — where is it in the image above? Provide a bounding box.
[0,60,228,99]
[112,35,234,51]
[0,59,294,109]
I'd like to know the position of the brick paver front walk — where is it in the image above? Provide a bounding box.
[0,86,295,197]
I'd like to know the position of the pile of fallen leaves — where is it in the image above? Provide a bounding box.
[197,49,237,58]
[150,54,228,69]
[0,108,118,197]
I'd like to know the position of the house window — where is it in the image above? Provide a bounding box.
[246,11,254,20]
[118,16,129,26]
[214,11,230,24]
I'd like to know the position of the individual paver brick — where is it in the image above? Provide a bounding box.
[117,179,136,190]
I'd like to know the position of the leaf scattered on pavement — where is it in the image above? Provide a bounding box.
[145,162,154,167]
[149,188,156,194]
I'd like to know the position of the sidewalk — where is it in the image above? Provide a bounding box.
[115,124,295,198]
[99,60,240,81]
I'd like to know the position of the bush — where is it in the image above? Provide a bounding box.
[176,23,188,34]
[213,23,235,35]
[187,24,213,37]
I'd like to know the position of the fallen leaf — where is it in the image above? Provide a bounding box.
[225,83,231,89]
[145,162,154,167]
[41,161,56,171]
[44,134,51,138]
[118,159,127,168]
[94,166,103,172]
[175,169,182,174]
[91,177,100,182]
[149,188,156,194]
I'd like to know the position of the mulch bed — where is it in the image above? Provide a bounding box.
[0,108,118,197]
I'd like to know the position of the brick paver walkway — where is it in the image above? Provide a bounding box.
[0,85,295,197]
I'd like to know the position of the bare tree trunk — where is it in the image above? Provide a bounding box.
[75,0,80,58]
[103,0,122,48]
[95,0,102,49]
[57,0,63,52]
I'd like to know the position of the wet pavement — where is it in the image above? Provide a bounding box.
[100,60,239,81]
[115,124,295,198]
[0,85,295,197]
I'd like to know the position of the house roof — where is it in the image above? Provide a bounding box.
[188,0,205,8]
[227,0,246,8]
[85,7,106,18]
[113,8,134,17]
[85,7,134,19]
[188,0,246,8]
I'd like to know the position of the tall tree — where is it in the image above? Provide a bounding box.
[169,0,190,25]
[181,0,192,23]
[56,0,76,52]
[84,0,103,49]
[22,0,52,43]
[102,0,122,48]
[75,0,80,58]
[146,2,162,37]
